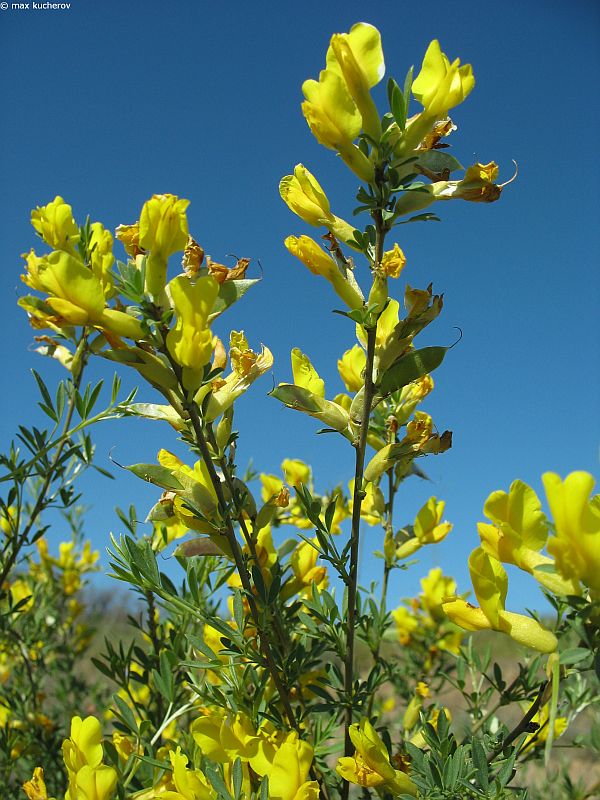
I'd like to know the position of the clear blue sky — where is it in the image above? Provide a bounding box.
[1,0,598,611]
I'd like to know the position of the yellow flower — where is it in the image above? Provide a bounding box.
[31,196,79,253]
[281,459,311,489]
[300,69,374,182]
[62,715,104,774]
[23,767,49,800]
[279,164,357,241]
[284,235,364,310]
[161,747,214,800]
[431,162,503,203]
[412,40,475,120]
[7,578,33,611]
[268,734,319,800]
[337,344,366,392]
[115,222,142,257]
[420,568,456,622]
[69,765,117,800]
[191,712,259,766]
[202,334,273,421]
[381,243,407,278]
[336,719,417,796]
[286,538,328,598]
[88,222,115,297]
[396,499,453,559]
[139,193,190,296]
[443,548,558,652]
[478,478,579,595]
[166,274,219,384]
[326,22,384,140]
[291,348,325,397]
[522,703,568,749]
[392,606,419,645]
[348,479,385,526]
[543,471,600,596]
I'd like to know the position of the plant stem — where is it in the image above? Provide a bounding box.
[487,681,549,763]
[341,213,386,794]
[0,338,87,587]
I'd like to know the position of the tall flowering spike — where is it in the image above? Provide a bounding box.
[336,719,417,796]
[543,471,600,597]
[279,165,356,243]
[291,348,325,397]
[326,22,384,139]
[166,275,219,386]
[139,193,190,296]
[31,196,79,253]
[412,39,475,119]
[284,235,364,310]
[443,547,558,653]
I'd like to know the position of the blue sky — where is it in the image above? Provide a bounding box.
[1,0,598,611]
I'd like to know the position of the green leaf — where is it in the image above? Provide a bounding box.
[560,646,591,666]
[269,384,350,435]
[364,442,415,483]
[471,739,488,791]
[125,462,183,491]
[377,346,447,399]
[417,150,464,175]
[209,279,260,322]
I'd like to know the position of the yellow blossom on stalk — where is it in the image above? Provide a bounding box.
[338,344,366,392]
[7,578,33,611]
[166,274,219,385]
[115,222,142,257]
[326,22,385,140]
[20,249,144,340]
[431,162,503,203]
[393,375,434,425]
[543,471,600,597]
[478,479,579,596]
[31,196,79,253]
[62,716,104,774]
[191,712,260,767]
[402,683,429,730]
[279,165,356,242]
[202,332,273,421]
[412,40,475,122]
[443,547,558,653]
[410,707,452,749]
[160,747,214,800]
[396,498,453,559]
[69,765,117,800]
[284,234,364,310]
[268,734,319,800]
[522,703,568,750]
[381,243,407,278]
[282,458,311,488]
[139,193,190,296]
[337,719,417,796]
[23,767,50,800]
[284,538,328,599]
[348,479,385,526]
[300,65,375,182]
[419,568,456,622]
[291,348,325,397]
[88,222,115,296]
[392,606,419,645]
